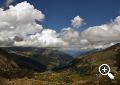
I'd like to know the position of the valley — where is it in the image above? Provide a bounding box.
[0,44,120,85]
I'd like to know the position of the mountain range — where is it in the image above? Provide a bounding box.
[1,43,120,85]
[0,47,73,71]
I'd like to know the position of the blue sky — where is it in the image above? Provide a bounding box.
[0,0,120,49]
[0,0,120,31]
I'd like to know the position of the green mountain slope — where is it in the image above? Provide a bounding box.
[50,43,120,85]
[0,48,46,72]
[2,47,73,69]
[53,43,120,72]
[1,44,120,85]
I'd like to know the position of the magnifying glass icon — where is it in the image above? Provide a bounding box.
[99,64,114,79]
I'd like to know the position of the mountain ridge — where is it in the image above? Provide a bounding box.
[0,48,47,72]
[53,43,120,73]
[0,47,73,70]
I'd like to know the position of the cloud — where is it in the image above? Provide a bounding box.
[0,1,44,46]
[61,27,80,46]
[82,16,120,41]
[14,29,68,47]
[71,16,84,28]
[0,1,68,47]
[60,16,120,49]
[0,1,120,49]
[79,16,120,49]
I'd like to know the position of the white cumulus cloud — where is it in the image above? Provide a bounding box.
[60,16,120,49]
[71,16,84,28]
[15,29,68,47]
[61,27,80,46]
[0,1,120,50]
[0,1,68,47]
[80,16,120,49]
[0,1,44,46]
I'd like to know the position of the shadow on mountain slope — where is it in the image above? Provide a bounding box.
[0,48,46,72]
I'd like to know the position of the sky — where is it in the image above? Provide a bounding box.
[0,0,120,31]
[0,0,120,49]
